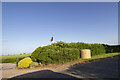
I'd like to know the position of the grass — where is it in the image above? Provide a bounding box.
[0,53,31,63]
[0,52,120,64]
[79,52,120,62]
[0,53,31,59]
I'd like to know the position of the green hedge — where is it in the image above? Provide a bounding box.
[31,41,106,64]
[102,44,120,53]
[31,46,80,64]
[52,41,105,56]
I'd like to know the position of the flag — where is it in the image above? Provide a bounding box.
[50,36,53,42]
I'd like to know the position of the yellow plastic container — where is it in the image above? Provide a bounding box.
[18,57,33,68]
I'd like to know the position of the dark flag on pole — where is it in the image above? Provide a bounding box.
[50,36,53,42]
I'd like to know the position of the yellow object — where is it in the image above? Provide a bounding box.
[18,57,33,68]
[80,49,91,59]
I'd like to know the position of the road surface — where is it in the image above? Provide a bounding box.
[1,56,119,79]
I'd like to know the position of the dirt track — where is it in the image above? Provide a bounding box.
[1,56,119,79]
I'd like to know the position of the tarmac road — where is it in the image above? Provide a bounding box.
[63,56,119,78]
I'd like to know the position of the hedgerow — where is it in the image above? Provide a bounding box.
[31,41,106,64]
[52,41,105,56]
[31,46,80,64]
[102,44,120,53]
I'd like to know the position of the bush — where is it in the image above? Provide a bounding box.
[18,57,33,68]
[31,41,106,64]
[31,46,80,64]
[52,42,105,56]
[102,44,120,53]
[30,62,39,67]
[89,44,105,56]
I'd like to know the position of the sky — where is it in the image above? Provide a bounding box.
[2,2,118,55]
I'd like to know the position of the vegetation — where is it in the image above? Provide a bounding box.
[102,44,120,53]
[30,62,39,67]
[31,41,106,64]
[18,57,33,68]
[52,41,106,56]
[1,53,31,59]
[79,52,120,62]
[31,46,80,64]
[0,53,31,63]
[1,41,120,65]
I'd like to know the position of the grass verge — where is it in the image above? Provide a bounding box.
[79,52,120,62]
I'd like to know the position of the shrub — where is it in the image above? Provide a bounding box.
[31,41,106,64]
[30,62,38,67]
[52,42,105,56]
[102,44,120,53]
[31,46,80,64]
[89,44,105,56]
[18,57,33,68]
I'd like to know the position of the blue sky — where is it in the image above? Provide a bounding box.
[2,2,118,55]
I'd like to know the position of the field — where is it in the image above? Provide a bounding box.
[0,53,31,63]
[0,52,120,64]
